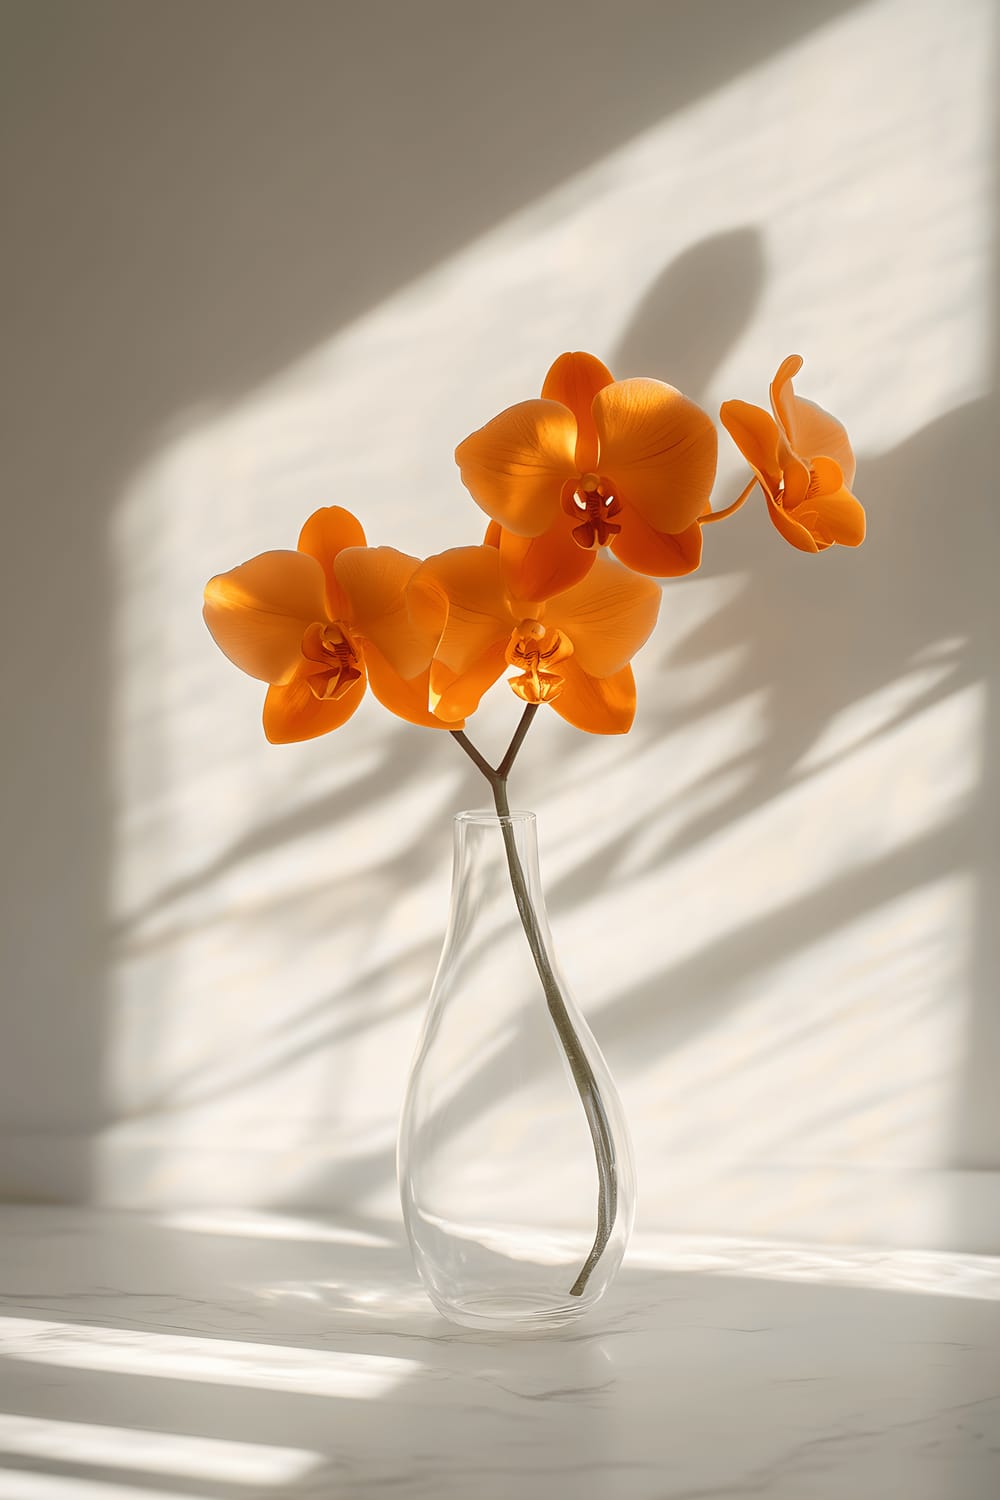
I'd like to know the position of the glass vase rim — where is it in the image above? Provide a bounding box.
[454,808,536,827]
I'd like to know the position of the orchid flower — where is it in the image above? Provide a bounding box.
[455,351,717,600]
[409,544,661,735]
[204,506,460,741]
[719,355,866,552]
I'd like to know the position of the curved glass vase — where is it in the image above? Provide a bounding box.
[398,810,635,1332]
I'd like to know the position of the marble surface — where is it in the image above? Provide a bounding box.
[0,1208,998,1499]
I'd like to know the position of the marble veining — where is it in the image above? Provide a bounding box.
[0,1207,998,1498]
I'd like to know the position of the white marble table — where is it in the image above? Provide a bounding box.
[0,1207,998,1499]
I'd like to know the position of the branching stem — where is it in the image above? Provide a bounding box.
[450,705,617,1298]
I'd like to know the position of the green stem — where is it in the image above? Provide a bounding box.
[450,707,617,1298]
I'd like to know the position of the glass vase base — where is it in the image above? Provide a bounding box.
[427,1288,589,1334]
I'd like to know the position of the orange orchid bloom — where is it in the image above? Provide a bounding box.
[409,544,661,735]
[204,506,460,742]
[719,355,866,553]
[455,351,717,600]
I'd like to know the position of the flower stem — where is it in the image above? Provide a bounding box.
[450,707,617,1298]
[699,474,758,525]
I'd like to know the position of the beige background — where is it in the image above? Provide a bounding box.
[1,0,997,1247]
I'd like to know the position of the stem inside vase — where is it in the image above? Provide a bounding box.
[450,709,618,1297]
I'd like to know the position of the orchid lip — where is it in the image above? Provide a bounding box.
[301,619,364,701]
[564,479,623,548]
[504,622,574,705]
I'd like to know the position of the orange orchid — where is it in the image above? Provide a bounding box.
[719,355,865,553]
[409,544,660,735]
[455,351,717,600]
[204,506,460,741]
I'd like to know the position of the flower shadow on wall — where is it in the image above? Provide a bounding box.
[613,228,767,400]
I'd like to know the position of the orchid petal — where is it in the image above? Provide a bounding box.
[766,494,820,553]
[791,458,866,548]
[334,545,432,680]
[262,667,366,742]
[770,355,856,483]
[455,399,578,536]
[431,641,509,722]
[549,660,636,735]
[593,378,717,533]
[541,351,614,472]
[547,552,660,677]
[297,506,366,618]
[780,452,813,510]
[610,511,704,578]
[797,491,867,548]
[364,644,463,729]
[499,522,595,603]
[408,545,512,678]
[719,399,782,499]
[204,550,327,685]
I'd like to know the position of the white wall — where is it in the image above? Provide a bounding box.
[2,0,997,1248]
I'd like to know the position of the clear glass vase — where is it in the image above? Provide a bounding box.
[397,810,635,1332]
